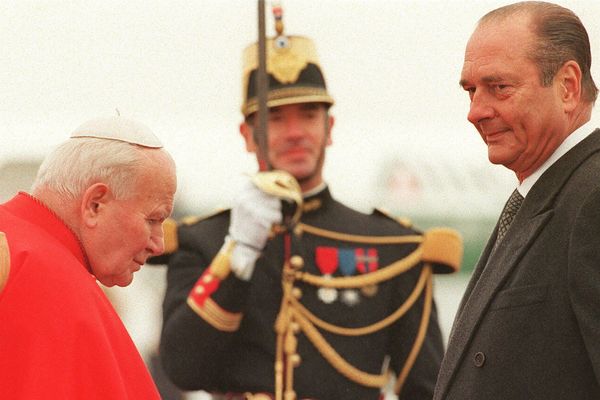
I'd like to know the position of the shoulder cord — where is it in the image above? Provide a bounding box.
[290,265,432,391]
[395,264,433,396]
[297,222,423,245]
[292,264,430,336]
[275,221,434,396]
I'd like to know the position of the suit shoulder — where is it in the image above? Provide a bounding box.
[147,208,230,265]
[372,208,414,230]
[181,207,230,226]
[175,208,231,240]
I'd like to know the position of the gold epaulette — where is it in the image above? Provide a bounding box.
[421,228,463,274]
[373,208,412,229]
[372,209,463,274]
[0,232,10,294]
[162,218,179,255]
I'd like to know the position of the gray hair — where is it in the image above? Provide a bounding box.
[480,1,598,104]
[31,137,167,199]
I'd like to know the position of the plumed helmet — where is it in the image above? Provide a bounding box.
[241,35,334,117]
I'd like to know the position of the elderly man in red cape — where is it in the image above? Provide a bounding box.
[0,116,177,399]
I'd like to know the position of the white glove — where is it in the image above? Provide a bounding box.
[227,177,282,280]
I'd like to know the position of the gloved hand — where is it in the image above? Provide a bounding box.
[227,177,282,280]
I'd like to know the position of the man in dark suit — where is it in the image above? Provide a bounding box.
[434,2,600,400]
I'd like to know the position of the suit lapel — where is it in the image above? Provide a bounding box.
[446,224,497,338]
[436,129,600,399]
[436,208,552,396]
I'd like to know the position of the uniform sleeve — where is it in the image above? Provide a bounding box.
[568,186,600,385]
[159,227,251,391]
[388,263,444,400]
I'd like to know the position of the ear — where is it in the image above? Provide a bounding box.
[326,115,335,146]
[557,60,582,113]
[80,183,112,228]
[239,121,258,153]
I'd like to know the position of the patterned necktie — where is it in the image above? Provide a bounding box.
[496,189,525,244]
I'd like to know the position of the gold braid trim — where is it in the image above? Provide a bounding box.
[287,267,432,390]
[272,220,448,394]
[281,265,433,391]
[395,265,433,395]
[162,218,179,254]
[292,307,392,388]
[296,246,422,288]
[297,222,423,244]
[0,233,10,294]
[187,297,242,332]
[290,266,429,336]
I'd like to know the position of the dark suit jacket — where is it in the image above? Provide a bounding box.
[434,129,600,400]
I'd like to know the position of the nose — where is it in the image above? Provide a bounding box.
[147,231,165,256]
[283,114,304,138]
[467,92,495,126]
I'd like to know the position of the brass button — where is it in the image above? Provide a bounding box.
[290,354,301,366]
[289,255,304,269]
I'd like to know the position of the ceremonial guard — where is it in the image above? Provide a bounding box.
[157,7,462,400]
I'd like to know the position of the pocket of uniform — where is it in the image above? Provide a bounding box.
[489,283,549,311]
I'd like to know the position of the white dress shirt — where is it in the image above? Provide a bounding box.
[518,121,594,197]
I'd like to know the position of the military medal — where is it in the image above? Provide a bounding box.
[361,284,379,297]
[315,247,339,304]
[338,248,361,306]
[341,288,360,306]
[317,280,338,304]
[357,248,379,298]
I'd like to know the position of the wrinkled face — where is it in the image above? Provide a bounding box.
[460,16,567,179]
[242,102,334,191]
[84,151,176,287]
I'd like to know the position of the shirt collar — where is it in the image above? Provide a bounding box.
[518,122,593,197]
[302,181,327,198]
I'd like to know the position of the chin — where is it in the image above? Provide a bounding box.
[97,273,134,288]
[487,148,512,166]
[112,275,135,287]
[279,164,313,179]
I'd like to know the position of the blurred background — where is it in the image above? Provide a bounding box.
[2,1,599,398]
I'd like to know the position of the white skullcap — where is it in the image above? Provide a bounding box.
[70,116,163,148]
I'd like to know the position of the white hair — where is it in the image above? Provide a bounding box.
[31,137,170,200]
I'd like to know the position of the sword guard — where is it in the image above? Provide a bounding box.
[251,170,303,232]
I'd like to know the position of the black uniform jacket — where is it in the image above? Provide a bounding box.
[160,187,445,400]
[434,129,600,400]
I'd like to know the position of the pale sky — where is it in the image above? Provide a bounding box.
[2,0,599,216]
